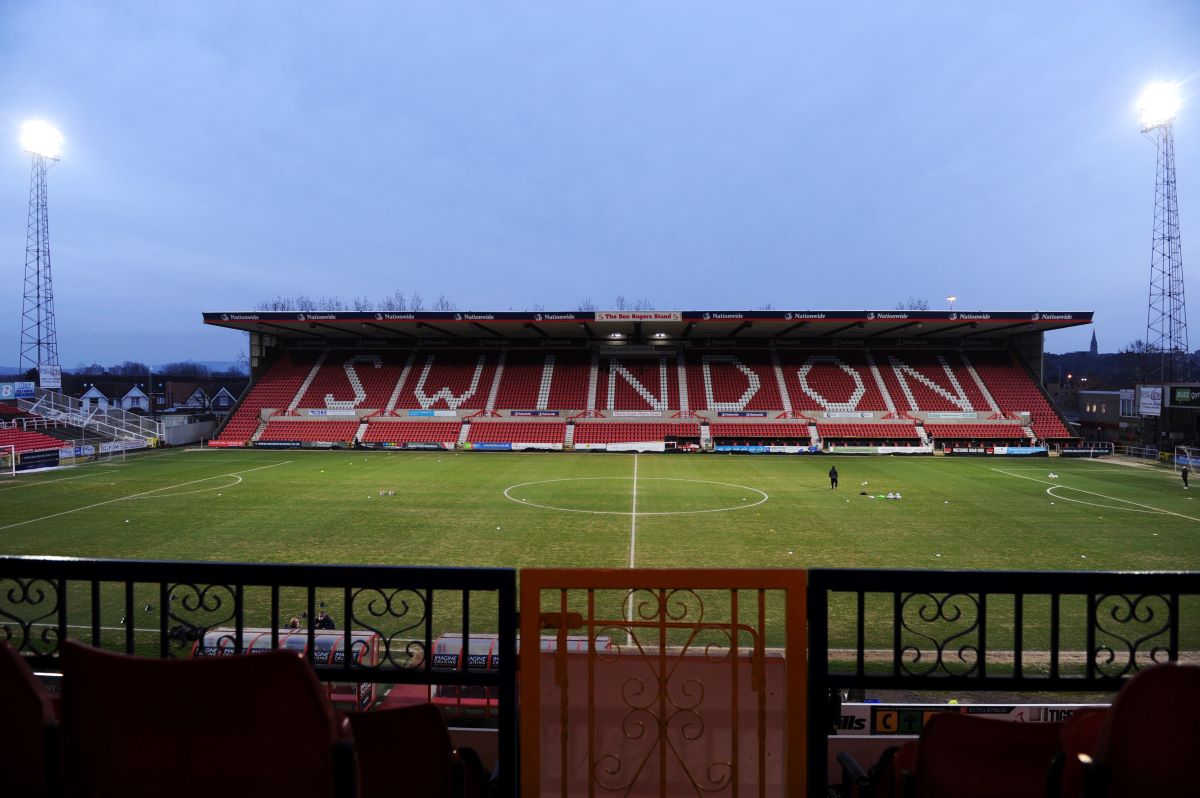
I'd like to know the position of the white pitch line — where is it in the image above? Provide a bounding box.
[629,455,639,568]
[0,460,294,532]
[0,472,105,492]
[991,468,1200,523]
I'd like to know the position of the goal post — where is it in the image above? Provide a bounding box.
[0,445,16,477]
[1173,446,1200,472]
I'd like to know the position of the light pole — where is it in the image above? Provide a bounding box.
[946,295,957,312]
[18,120,64,388]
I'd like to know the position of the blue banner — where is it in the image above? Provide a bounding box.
[511,410,560,417]
[467,442,512,451]
[407,410,435,417]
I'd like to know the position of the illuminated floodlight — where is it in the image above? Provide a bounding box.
[20,120,63,159]
[1138,82,1180,131]
[946,295,957,311]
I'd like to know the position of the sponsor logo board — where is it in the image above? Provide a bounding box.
[511,410,560,417]
[717,411,769,417]
[17,448,60,470]
[207,440,245,448]
[308,409,358,417]
[595,311,683,322]
[823,411,875,419]
[252,441,303,449]
[613,410,663,417]
[408,409,459,417]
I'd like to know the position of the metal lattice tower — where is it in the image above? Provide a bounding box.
[19,152,59,377]
[1144,119,1188,385]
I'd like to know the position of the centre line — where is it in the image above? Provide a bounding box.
[629,454,639,569]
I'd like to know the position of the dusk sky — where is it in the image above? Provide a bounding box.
[1,1,1197,368]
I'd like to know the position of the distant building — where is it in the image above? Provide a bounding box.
[1090,331,1098,357]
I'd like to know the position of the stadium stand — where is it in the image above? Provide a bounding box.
[924,424,1027,440]
[208,343,1076,447]
[968,351,1073,439]
[360,421,462,444]
[816,423,921,440]
[596,356,679,412]
[778,351,892,414]
[0,428,68,453]
[709,422,811,439]
[213,350,320,442]
[293,351,406,412]
[466,422,566,443]
[258,420,360,442]
[686,352,784,412]
[392,352,498,412]
[573,423,700,444]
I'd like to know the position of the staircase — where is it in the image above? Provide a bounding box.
[355,421,369,444]
[699,424,712,451]
[769,349,795,415]
[536,354,556,410]
[676,353,690,413]
[586,352,599,412]
[250,418,269,443]
[457,422,471,445]
[20,389,163,441]
[959,353,1001,413]
[484,350,506,413]
[564,422,575,450]
[808,423,821,449]
[386,350,417,413]
[916,425,931,447]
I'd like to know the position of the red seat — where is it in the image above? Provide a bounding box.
[347,703,488,798]
[0,640,60,798]
[1085,663,1200,796]
[910,712,1063,798]
[60,641,353,798]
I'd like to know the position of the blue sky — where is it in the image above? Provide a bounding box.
[1,1,1197,366]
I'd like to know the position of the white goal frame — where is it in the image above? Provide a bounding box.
[0,444,15,477]
[1174,446,1200,473]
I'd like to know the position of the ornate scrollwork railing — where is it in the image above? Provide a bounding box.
[806,568,1200,794]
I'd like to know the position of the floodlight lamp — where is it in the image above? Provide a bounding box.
[20,120,63,159]
[1138,82,1180,131]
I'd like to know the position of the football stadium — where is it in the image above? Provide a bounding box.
[4,305,1200,795]
[3,4,1199,796]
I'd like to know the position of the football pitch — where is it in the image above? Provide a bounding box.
[3,448,1197,573]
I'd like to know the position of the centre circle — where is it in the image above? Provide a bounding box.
[503,477,769,516]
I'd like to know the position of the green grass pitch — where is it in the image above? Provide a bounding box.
[2,449,1198,655]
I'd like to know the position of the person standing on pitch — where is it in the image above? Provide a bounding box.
[1183,465,1190,489]
[829,465,839,490]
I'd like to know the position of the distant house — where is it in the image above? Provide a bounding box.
[80,385,110,410]
[211,387,237,410]
[120,385,149,412]
[182,387,210,409]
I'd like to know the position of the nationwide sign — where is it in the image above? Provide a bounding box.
[203,309,1094,328]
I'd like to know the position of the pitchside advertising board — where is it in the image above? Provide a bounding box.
[834,704,1100,736]
[1168,385,1200,409]
[0,382,35,400]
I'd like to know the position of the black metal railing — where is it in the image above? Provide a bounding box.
[806,568,1200,794]
[0,555,518,796]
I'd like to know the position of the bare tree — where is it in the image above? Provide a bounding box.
[432,294,456,311]
[577,298,597,312]
[895,296,930,311]
[409,292,425,311]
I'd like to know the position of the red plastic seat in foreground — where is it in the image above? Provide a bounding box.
[1085,663,1200,797]
[347,703,488,798]
[910,712,1063,798]
[59,641,353,798]
[0,640,60,798]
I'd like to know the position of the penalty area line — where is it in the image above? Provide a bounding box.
[991,468,1200,523]
[0,460,294,532]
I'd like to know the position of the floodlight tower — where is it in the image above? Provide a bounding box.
[1140,83,1188,385]
[18,120,63,384]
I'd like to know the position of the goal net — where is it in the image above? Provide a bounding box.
[1174,446,1200,473]
[0,445,15,478]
